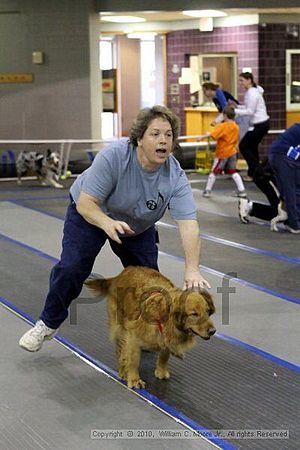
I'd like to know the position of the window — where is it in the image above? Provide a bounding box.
[140,39,156,108]
[286,49,300,110]
[100,37,117,138]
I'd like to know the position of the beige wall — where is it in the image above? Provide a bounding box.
[117,36,141,136]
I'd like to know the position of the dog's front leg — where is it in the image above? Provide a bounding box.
[155,348,171,380]
[124,336,145,389]
[116,339,127,380]
[48,177,64,189]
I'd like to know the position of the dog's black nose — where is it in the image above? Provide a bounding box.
[209,328,216,336]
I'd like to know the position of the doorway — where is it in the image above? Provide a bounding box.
[189,53,237,106]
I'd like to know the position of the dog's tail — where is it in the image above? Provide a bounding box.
[84,277,111,297]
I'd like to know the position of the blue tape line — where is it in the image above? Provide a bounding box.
[217,332,300,374]
[7,149,15,163]
[0,233,58,264]
[9,199,68,221]
[201,233,300,265]
[157,222,300,265]
[1,232,299,372]
[159,251,300,305]
[0,194,68,201]
[8,150,16,176]
[1,153,8,175]
[6,200,299,266]
[0,296,236,450]
[0,234,300,371]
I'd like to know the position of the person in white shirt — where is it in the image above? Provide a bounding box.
[233,72,270,181]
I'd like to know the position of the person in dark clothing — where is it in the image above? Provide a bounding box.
[268,123,300,233]
[238,158,280,223]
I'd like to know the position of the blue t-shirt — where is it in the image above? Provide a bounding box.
[269,123,300,155]
[70,139,197,235]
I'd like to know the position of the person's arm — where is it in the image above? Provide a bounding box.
[197,131,212,141]
[215,89,227,110]
[211,113,224,126]
[175,219,211,289]
[235,89,258,116]
[76,192,135,243]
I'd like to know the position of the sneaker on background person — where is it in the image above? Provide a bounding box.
[242,175,253,182]
[19,320,57,352]
[237,190,247,198]
[202,190,211,198]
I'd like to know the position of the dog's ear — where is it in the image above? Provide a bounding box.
[47,149,51,157]
[172,310,187,331]
[140,293,170,324]
[200,289,215,315]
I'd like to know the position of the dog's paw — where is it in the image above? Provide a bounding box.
[127,378,146,389]
[155,367,170,380]
[118,369,127,380]
[270,219,279,232]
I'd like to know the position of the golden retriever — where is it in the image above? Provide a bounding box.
[85,266,216,389]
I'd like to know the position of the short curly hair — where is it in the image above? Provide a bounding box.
[129,105,180,146]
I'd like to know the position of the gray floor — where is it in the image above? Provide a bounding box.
[0,174,299,450]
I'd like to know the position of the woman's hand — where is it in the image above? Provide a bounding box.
[101,217,135,244]
[183,269,211,290]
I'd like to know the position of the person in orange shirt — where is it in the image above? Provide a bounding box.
[198,106,247,198]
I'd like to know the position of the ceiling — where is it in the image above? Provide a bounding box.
[99,8,300,23]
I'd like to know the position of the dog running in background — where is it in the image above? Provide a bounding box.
[16,149,64,188]
[85,266,216,389]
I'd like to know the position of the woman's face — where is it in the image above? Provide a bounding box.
[239,77,252,90]
[203,88,214,99]
[137,118,173,171]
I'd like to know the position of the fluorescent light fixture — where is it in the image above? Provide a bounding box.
[182,10,227,18]
[127,32,157,40]
[100,15,146,23]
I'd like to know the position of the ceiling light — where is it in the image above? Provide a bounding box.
[127,32,157,40]
[100,15,146,23]
[182,10,227,18]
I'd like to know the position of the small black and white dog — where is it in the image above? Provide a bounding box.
[270,200,288,232]
[16,149,64,188]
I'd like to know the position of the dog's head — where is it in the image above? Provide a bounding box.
[173,289,216,340]
[46,149,61,169]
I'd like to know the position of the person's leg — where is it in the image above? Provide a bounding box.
[225,154,246,195]
[40,201,107,329]
[239,131,259,178]
[203,173,216,194]
[253,166,280,209]
[270,154,300,230]
[239,121,270,177]
[109,226,159,270]
[203,158,223,197]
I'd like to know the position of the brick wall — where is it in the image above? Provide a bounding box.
[166,25,259,135]
[167,23,300,158]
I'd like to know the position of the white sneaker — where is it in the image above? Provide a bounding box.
[19,320,57,352]
[238,198,250,223]
[284,225,300,234]
[202,190,211,198]
[237,190,247,198]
